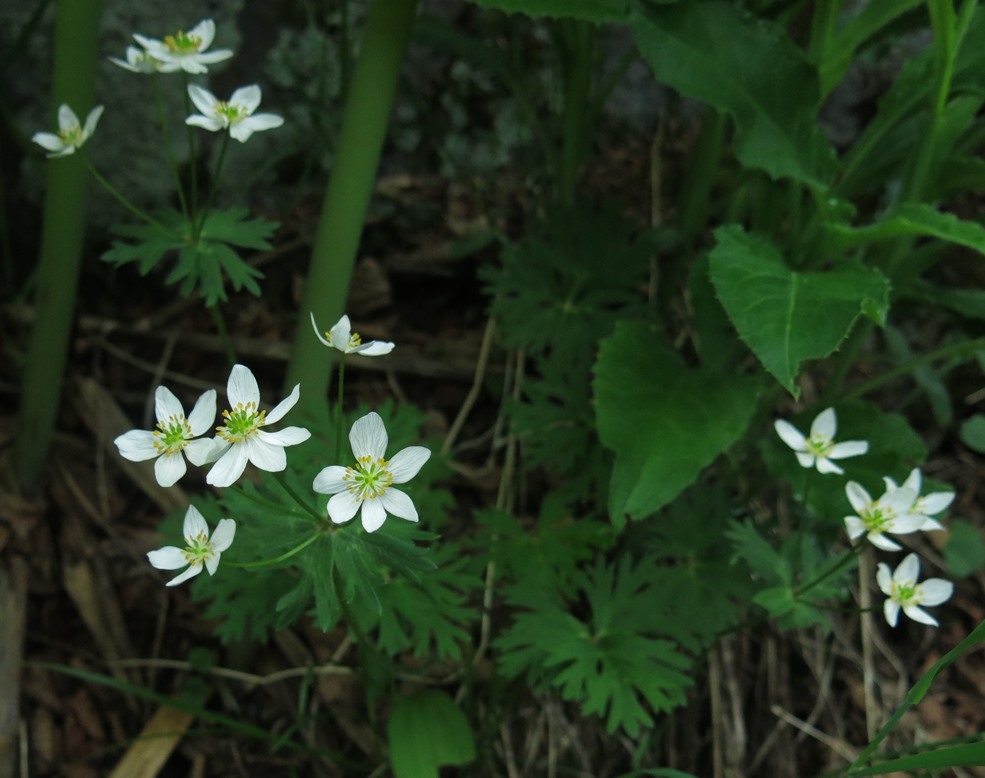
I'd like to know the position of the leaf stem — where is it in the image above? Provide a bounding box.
[198,131,230,235]
[86,160,168,230]
[208,303,237,366]
[153,73,188,220]
[226,531,321,568]
[272,471,325,522]
[335,355,346,461]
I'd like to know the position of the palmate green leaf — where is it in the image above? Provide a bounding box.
[709,226,890,396]
[594,320,759,522]
[465,0,628,22]
[630,0,836,188]
[827,202,985,258]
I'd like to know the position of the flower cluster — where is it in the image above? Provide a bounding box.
[115,313,425,587]
[775,407,955,627]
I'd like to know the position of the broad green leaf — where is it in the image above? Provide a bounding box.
[630,1,835,187]
[945,519,985,578]
[709,226,890,396]
[466,0,628,22]
[828,202,985,258]
[960,414,985,453]
[849,742,985,775]
[594,321,759,520]
[389,691,476,778]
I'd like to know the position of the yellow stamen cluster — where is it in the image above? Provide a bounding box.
[343,455,393,502]
[216,402,266,443]
[153,415,192,454]
[164,30,202,54]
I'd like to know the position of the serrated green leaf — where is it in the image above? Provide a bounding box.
[594,321,759,521]
[466,0,628,22]
[630,1,835,187]
[200,207,278,249]
[388,690,476,778]
[709,226,890,396]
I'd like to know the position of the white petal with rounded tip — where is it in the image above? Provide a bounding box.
[147,546,186,570]
[155,454,186,487]
[330,316,352,350]
[247,437,286,472]
[205,555,220,575]
[186,115,224,132]
[921,492,954,515]
[844,516,866,541]
[32,132,64,152]
[82,106,104,138]
[184,438,215,466]
[869,533,902,552]
[917,579,954,606]
[352,340,394,356]
[901,604,938,626]
[195,49,232,64]
[188,19,216,48]
[266,384,300,424]
[227,364,260,407]
[885,513,925,535]
[167,563,203,586]
[794,453,815,469]
[207,443,250,487]
[919,517,945,532]
[313,465,349,494]
[132,33,161,51]
[114,430,159,461]
[188,84,218,115]
[881,488,917,516]
[902,469,921,493]
[210,518,237,553]
[815,457,844,475]
[205,438,230,463]
[57,104,79,131]
[845,482,871,515]
[183,505,209,540]
[828,440,868,459]
[883,600,901,627]
[187,389,217,434]
[876,562,893,594]
[258,426,310,446]
[350,412,387,460]
[895,553,920,581]
[381,488,418,522]
[328,491,360,524]
[231,84,262,112]
[388,447,431,483]
[155,385,184,422]
[774,419,806,451]
[811,408,837,440]
[360,499,387,532]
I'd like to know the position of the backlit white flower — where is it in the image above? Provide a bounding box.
[132,19,232,75]
[110,45,176,73]
[843,481,924,551]
[877,553,953,627]
[147,505,236,586]
[883,468,954,532]
[310,313,394,356]
[114,386,217,487]
[313,412,430,533]
[186,84,284,143]
[32,104,104,158]
[206,364,311,487]
[774,407,868,475]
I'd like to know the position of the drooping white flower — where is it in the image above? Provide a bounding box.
[32,104,104,158]
[110,45,176,74]
[843,481,925,551]
[876,553,953,627]
[114,386,217,487]
[185,85,284,143]
[132,19,232,75]
[147,505,236,586]
[774,407,868,475]
[883,468,954,532]
[312,412,430,533]
[206,364,311,487]
[310,312,395,356]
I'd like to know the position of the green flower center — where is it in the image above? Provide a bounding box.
[862,502,896,533]
[215,101,246,124]
[343,456,393,502]
[805,435,834,458]
[182,531,216,565]
[153,415,192,455]
[58,125,83,146]
[892,580,918,604]
[217,402,266,443]
[164,30,202,54]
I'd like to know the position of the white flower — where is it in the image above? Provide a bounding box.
[185,85,284,143]
[206,364,311,487]
[876,553,953,627]
[110,45,176,73]
[774,407,868,475]
[132,19,232,75]
[114,386,217,487]
[147,505,236,586]
[32,104,104,158]
[313,412,430,533]
[843,481,925,551]
[883,468,954,532]
[310,312,395,356]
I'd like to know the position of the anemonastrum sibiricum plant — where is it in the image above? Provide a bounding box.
[132,19,232,75]
[310,313,395,356]
[207,364,311,487]
[843,481,925,552]
[313,412,430,532]
[876,553,953,627]
[774,407,868,475]
[32,104,105,158]
[185,85,284,143]
[114,386,217,487]
[147,505,236,586]
[110,45,175,74]
[883,468,954,532]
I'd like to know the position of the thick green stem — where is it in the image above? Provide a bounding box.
[556,19,593,205]
[14,0,102,494]
[335,356,346,461]
[284,0,419,411]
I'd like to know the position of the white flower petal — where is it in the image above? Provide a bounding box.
[885,514,926,535]
[82,105,104,138]
[921,492,954,516]
[207,443,250,487]
[827,440,868,460]
[184,438,215,467]
[883,600,901,627]
[774,419,806,451]
[188,84,218,115]
[205,555,220,575]
[154,453,187,487]
[901,604,938,626]
[154,385,184,422]
[916,579,954,606]
[869,533,902,552]
[313,465,349,495]
[147,546,186,570]
[876,562,893,595]
[227,364,260,407]
[230,84,262,112]
[895,553,921,582]
[310,312,333,347]
[258,426,310,447]
[844,516,867,541]
[188,19,216,48]
[246,437,287,472]
[811,408,837,440]
[351,340,395,356]
[167,563,203,586]
[380,488,419,522]
[388,446,431,483]
[794,452,816,469]
[186,115,225,132]
[57,104,79,131]
[32,132,65,153]
[328,491,360,524]
[845,482,871,515]
[901,469,922,494]
[229,124,254,143]
[194,49,233,65]
[919,517,945,532]
[114,430,159,461]
[815,457,844,475]
[266,383,300,424]
[187,389,217,435]
[350,412,387,460]
[330,316,352,350]
[182,505,209,540]
[360,499,388,533]
[211,518,237,552]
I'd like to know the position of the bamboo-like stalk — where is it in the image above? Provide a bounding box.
[284,0,420,413]
[15,0,103,494]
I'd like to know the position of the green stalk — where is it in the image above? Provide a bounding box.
[197,131,230,234]
[335,355,346,461]
[152,74,188,220]
[284,0,419,411]
[226,531,322,569]
[182,73,198,222]
[556,19,594,206]
[86,161,166,229]
[14,0,102,494]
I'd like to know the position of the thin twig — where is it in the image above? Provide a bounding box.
[442,317,496,456]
